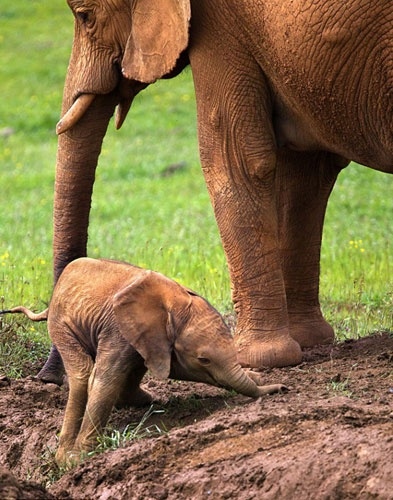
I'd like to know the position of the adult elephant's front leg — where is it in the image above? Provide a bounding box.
[276,150,347,347]
[191,65,301,369]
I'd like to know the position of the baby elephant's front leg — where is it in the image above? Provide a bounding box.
[114,362,150,409]
[73,358,135,456]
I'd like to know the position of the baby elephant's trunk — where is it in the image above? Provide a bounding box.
[0,306,48,322]
[223,364,287,398]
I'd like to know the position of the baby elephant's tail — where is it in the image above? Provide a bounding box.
[0,306,48,322]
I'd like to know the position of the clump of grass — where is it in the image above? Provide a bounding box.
[328,378,353,398]
[0,317,50,378]
[327,365,358,398]
[90,405,166,458]
[39,447,69,488]
[40,405,166,486]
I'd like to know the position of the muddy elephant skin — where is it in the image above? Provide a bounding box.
[41,0,393,380]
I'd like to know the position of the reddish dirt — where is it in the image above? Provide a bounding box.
[1,332,392,499]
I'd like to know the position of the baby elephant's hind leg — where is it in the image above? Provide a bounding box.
[55,343,94,466]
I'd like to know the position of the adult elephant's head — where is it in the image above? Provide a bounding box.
[54,0,190,281]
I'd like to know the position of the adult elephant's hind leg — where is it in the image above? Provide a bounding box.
[37,345,65,385]
[276,150,347,347]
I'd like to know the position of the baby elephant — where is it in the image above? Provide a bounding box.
[3,258,286,465]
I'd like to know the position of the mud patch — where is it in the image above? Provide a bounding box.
[1,333,392,499]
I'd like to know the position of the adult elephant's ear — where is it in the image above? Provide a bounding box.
[113,270,191,379]
[122,0,191,83]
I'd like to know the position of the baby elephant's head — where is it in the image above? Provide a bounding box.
[114,270,285,397]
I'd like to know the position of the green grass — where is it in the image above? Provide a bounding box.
[90,405,166,457]
[39,404,166,483]
[1,0,393,377]
[322,165,393,338]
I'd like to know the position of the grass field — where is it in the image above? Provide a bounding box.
[1,1,392,376]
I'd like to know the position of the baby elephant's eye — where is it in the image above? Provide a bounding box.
[198,357,211,366]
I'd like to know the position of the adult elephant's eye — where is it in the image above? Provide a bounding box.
[75,9,93,26]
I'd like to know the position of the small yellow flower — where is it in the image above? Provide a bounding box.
[1,251,9,260]
[349,240,365,253]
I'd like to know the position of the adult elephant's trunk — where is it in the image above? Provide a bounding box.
[53,92,118,282]
[38,92,118,384]
[219,364,285,398]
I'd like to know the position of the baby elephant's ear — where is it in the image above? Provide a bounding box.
[113,271,175,379]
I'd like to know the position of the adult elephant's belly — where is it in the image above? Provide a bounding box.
[272,98,328,153]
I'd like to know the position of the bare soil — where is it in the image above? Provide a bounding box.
[1,332,393,499]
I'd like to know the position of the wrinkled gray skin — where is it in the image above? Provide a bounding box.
[40,0,393,382]
[3,258,286,466]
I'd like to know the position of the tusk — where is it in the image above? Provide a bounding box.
[56,94,96,135]
[114,78,147,130]
[115,98,132,130]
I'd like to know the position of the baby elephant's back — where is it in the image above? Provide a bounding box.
[50,258,143,317]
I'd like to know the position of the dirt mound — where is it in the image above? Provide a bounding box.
[1,333,392,499]
[0,467,54,500]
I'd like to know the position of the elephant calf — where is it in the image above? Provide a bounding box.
[2,258,286,466]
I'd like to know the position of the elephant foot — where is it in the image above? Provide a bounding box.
[235,331,303,369]
[37,345,65,386]
[288,311,335,348]
[115,388,153,409]
[55,448,80,469]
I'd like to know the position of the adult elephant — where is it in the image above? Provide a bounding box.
[39,0,393,384]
